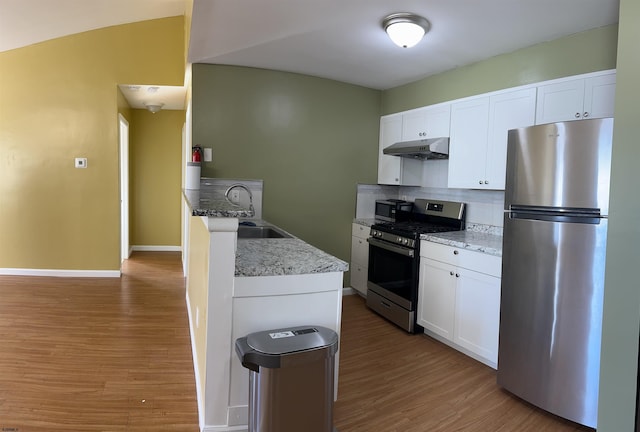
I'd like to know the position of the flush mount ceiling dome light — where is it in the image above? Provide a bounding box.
[144,102,164,114]
[382,13,430,48]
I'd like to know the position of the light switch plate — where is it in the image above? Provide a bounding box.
[204,147,213,162]
[75,157,87,168]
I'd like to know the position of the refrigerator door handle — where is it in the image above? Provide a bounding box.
[509,204,601,217]
[509,211,603,225]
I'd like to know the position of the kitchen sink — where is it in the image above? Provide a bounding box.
[237,226,292,239]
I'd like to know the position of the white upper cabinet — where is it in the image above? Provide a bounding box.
[448,88,536,190]
[536,72,616,124]
[583,73,617,119]
[381,70,615,190]
[377,115,404,185]
[402,105,451,140]
[486,88,537,189]
[447,97,491,189]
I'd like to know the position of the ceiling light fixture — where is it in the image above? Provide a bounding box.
[144,102,164,114]
[382,13,430,48]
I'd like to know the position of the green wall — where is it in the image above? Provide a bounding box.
[382,24,618,115]
[192,64,381,276]
[598,1,640,430]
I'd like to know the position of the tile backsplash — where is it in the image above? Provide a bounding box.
[355,183,505,227]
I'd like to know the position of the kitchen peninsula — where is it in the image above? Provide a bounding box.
[183,185,348,432]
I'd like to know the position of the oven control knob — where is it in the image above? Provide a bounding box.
[397,237,402,243]
[403,239,408,245]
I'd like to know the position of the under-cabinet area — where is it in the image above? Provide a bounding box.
[377,69,616,190]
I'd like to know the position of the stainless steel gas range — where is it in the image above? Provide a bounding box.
[366,199,466,333]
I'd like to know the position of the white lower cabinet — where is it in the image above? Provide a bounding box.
[418,258,456,340]
[350,223,370,296]
[453,267,501,364]
[418,241,501,368]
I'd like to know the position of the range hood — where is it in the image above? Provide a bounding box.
[383,137,449,160]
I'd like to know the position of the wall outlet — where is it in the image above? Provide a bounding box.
[75,157,87,168]
[230,190,240,203]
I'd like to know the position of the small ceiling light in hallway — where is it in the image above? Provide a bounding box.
[382,13,430,48]
[144,102,164,113]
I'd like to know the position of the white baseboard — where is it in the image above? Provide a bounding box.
[186,291,205,431]
[342,287,356,296]
[202,426,247,432]
[131,245,182,252]
[0,268,120,277]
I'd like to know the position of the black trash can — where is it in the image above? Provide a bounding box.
[235,325,339,432]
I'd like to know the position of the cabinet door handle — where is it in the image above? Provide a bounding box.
[453,250,459,255]
[479,180,483,184]
[575,112,581,118]
[449,271,454,276]
[455,273,460,278]
[583,112,590,118]
[485,180,489,185]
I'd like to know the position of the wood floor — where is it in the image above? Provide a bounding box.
[0,252,199,432]
[335,295,594,432]
[0,252,593,431]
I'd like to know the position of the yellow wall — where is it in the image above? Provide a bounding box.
[130,109,185,247]
[187,216,210,396]
[0,17,184,270]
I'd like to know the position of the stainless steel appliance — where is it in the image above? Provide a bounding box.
[374,199,413,222]
[367,199,465,333]
[498,118,614,428]
[383,137,449,159]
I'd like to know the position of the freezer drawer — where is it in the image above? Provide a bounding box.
[497,214,607,428]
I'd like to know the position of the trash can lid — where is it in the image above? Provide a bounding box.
[246,325,338,355]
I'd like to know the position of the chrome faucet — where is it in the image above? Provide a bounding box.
[224,183,255,215]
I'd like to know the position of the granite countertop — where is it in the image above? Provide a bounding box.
[183,188,254,218]
[233,221,348,277]
[421,224,503,257]
[236,239,349,277]
[353,218,377,227]
[183,188,348,276]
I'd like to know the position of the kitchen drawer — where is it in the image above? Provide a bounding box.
[352,223,371,240]
[367,289,414,331]
[351,235,369,266]
[420,240,501,277]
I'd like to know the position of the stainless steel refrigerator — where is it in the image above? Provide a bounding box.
[497,117,614,429]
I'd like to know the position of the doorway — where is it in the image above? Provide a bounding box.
[119,114,130,264]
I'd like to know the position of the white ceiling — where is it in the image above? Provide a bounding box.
[0,0,185,53]
[1,0,620,107]
[0,0,187,111]
[189,0,620,90]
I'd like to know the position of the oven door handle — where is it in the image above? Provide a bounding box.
[367,237,415,258]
